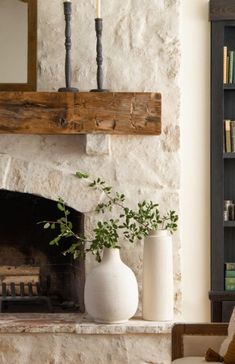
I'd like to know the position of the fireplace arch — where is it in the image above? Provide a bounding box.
[0,153,102,213]
[0,153,114,312]
[0,153,104,313]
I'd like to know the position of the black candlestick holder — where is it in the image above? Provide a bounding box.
[58,1,78,93]
[90,18,109,92]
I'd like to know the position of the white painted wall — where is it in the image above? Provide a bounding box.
[180,0,211,321]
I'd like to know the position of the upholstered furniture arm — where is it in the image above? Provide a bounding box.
[172,323,228,361]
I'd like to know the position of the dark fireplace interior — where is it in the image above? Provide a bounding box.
[0,190,85,313]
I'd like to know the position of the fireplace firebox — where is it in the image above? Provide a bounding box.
[0,190,85,313]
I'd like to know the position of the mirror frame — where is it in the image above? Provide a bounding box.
[0,0,37,91]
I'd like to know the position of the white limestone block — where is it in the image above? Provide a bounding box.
[85,135,111,156]
[0,153,11,188]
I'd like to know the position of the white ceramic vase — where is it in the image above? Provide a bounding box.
[84,247,139,324]
[142,229,174,321]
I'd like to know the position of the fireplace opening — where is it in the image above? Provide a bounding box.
[0,190,85,313]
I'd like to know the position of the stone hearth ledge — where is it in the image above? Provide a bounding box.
[0,313,173,334]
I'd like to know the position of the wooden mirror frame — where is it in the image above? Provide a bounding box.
[0,0,37,91]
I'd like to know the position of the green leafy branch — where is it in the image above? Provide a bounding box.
[39,198,86,260]
[75,172,126,213]
[40,172,178,262]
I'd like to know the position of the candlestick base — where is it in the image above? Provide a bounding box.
[90,89,109,92]
[58,87,79,93]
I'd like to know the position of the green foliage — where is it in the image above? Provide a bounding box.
[40,172,178,262]
[75,171,89,179]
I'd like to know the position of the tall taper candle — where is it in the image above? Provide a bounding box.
[97,0,101,18]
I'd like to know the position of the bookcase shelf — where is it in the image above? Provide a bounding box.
[224,221,235,227]
[209,290,235,301]
[224,85,235,90]
[209,291,235,301]
[210,0,235,323]
[223,153,235,159]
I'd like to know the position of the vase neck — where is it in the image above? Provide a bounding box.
[148,229,169,237]
[102,247,121,263]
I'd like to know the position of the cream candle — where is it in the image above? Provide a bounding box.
[96,0,101,18]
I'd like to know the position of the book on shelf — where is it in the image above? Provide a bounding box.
[223,130,225,153]
[231,121,235,152]
[227,56,229,83]
[225,277,235,290]
[225,120,232,152]
[224,46,228,84]
[225,277,235,284]
[225,266,235,290]
[225,284,235,291]
[229,51,234,84]
[225,263,235,270]
[223,120,235,153]
[223,47,235,84]
[226,270,235,277]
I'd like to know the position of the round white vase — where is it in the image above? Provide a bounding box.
[84,248,139,324]
[142,229,174,321]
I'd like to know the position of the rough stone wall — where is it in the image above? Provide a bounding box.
[0,0,181,316]
[0,333,171,364]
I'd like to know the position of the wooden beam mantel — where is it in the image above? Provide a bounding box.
[0,92,161,135]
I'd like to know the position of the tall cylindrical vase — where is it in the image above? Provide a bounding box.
[85,247,139,324]
[143,230,174,321]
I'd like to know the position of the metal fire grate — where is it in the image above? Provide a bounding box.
[0,282,52,312]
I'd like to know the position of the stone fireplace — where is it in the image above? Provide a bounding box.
[0,0,181,362]
[0,148,176,363]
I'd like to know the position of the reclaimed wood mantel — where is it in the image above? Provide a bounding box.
[0,92,161,135]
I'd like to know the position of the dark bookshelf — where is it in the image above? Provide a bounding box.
[210,0,235,322]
